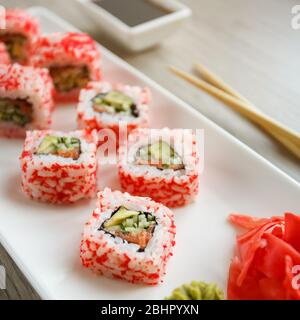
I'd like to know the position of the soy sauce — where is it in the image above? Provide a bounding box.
[92,0,170,27]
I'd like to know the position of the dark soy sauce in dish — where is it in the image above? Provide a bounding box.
[92,0,171,27]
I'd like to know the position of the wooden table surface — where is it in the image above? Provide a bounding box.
[0,0,299,299]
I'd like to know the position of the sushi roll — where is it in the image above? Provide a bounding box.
[30,32,101,102]
[118,128,200,207]
[77,81,150,142]
[0,43,11,64]
[0,8,40,63]
[0,64,54,138]
[80,188,176,285]
[20,130,98,204]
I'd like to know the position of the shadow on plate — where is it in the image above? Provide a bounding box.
[3,172,94,213]
[55,257,156,299]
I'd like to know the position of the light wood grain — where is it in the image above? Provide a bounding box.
[0,243,40,300]
[0,0,299,300]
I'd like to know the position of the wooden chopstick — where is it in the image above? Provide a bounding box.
[169,65,300,160]
[194,63,252,104]
[194,63,300,159]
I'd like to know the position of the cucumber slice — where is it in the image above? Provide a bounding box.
[124,218,134,227]
[124,227,139,233]
[138,214,146,221]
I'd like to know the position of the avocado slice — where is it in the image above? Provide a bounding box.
[92,93,105,105]
[103,91,133,111]
[37,135,58,154]
[149,141,175,163]
[136,140,184,170]
[92,91,134,113]
[104,206,140,228]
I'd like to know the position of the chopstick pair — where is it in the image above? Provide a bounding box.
[169,64,300,160]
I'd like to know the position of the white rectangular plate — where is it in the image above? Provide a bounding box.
[0,7,299,300]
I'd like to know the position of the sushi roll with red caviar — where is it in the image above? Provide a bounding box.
[80,188,176,285]
[0,8,40,63]
[77,81,150,142]
[30,32,101,102]
[0,43,11,64]
[0,64,54,138]
[20,130,98,204]
[118,128,200,207]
